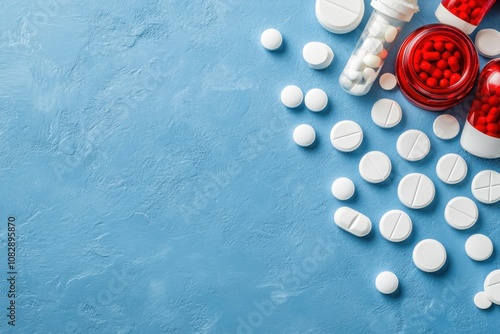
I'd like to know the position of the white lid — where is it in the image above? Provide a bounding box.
[475,29,500,58]
[371,0,419,22]
[316,0,365,34]
[435,3,476,34]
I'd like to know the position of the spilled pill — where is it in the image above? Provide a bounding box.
[334,206,372,237]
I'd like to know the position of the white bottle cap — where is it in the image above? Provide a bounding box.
[460,121,500,159]
[370,0,419,22]
[435,3,476,35]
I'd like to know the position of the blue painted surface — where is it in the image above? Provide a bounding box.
[0,0,499,333]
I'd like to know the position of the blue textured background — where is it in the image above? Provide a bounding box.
[1,0,499,333]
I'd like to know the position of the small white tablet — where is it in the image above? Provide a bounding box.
[375,271,399,294]
[398,173,435,209]
[305,88,328,112]
[359,151,392,184]
[433,114,460,140]
[330,120,363,152]
[302,42,334,70]
[465,234,493,261]
[260,28,283,51]
[397,130,431,161]
[484,270,500,305]
[444,196,478,230]
[293,124,316,147]
[331,177,355,201]
[413,239,447,273]
[371,98,402,128]
[436,153,467,184]
[379,210,412,242]
[474,291,492,310]
[281,85,303,108]
[379,73,397,91]
[471,170,500,204]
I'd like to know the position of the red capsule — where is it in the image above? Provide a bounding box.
[423,41,434,52]
[445,42,456,52]
[488,96,499,107]
[458,12,470,21]
[441,51,452,60]
[436,59,449,70]
[453,50,462,61]
[470,7,481,18]
[481,103,491,113]
[458,4,471,14]
[434,41,445,52]
[426,77,438,88]
[448,56,461,72]
[419,72,429,81]
[414,49,423,64]
[476,124,487,133]
[423,51,441,61]
[487,123,498,133]
[450,73,461,85]
[443,69,452,79]
[477,116,487,125]
[439,78,450,87]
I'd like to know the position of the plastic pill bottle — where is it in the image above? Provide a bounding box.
[395,24,479,111]
[339,0,419,96]
[435,0,497,35]
[461,59,500,159]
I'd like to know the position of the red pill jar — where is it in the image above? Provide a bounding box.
[461,59,500,159]
[395,24,479,111]
[436,0,496,34]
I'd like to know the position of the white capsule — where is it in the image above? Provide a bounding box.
[363,67,377,82]
[334,206,372,237]
[384,25,398,43]
[363,54,382,68]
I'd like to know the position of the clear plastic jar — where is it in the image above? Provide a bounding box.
[395,24,479,111]
[461,59,500,159]
[435,0,496,34]
[339,0,419,96]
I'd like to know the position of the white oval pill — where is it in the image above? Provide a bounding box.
[379,73,397,91]
[413,239,447,273]
[331,177,355,201]
[293,124,316,147]
[260,28,282,51]
[474,291,492,310]
[359,151,392,184]
[281,85,303,108]
[398,173,435,209]
[330,120,363,152]
[384,25,398,43]
[475,29,500,59]
[302,42,334,70]
[471,170,500,204]
[371,98,402,128]
[363,54,382,68]
[433,114,460,140]
[375,271,399,294]
[444,196,478,230]
[397,130,431,161]
[436,153,467,185]
[363,67,377,83]
[346,69,362,82]
[466,234,493,261]
[305,88,328,112]
[347,56,363,71]
[315,0,364,34]
[379,210,412,242]
[334,206,372,237]
[484,270,500,305]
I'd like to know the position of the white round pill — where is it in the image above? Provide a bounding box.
[281,85,303,108]
[293,124,316,147]
[471,170,500,204]
[315,0,364,34]
[433,114,460,140]
[363,67,377,83]
[363,54,382,68]
[397,130,431,161]
[484,270,500,305]
[331,177,355,201]
[330,120,363,152]
[375,271,399,294]
[384,25,398,43]
[379,73,397,91]
[260,29,282,51]
[466,234,493,261]
[444,196,478,230]
[359,151,392,184]
[371,98,402,128]
[475,29,500,59]
[436,153,467,185]
[305,88,328,112]
[346,69,362,82]
[413,239,447,273]
[398,173,435,209]
[474,291,493,310]
[302,42,334,70]
[379,210,412,242]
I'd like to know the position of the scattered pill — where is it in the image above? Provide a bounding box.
[444,196,478,230]
[331,177,355,201]
[484,270,500,305]
[260,28,282,51]
[293,124,316,147]
[471,170,500,204]
[359,151,392,184]
[398,173,435,209]
[475,29,500,59]
[465,234,493,261]
[371,99,402,128]
[433,114,460,140]
[413,239,447,273]
[334,206,372,237]
[379,210,412,242]
[379,73,397,91]
[281,85,303,108]
[474,291,493,310]
[330,120,363,152]
[315,0,364,34]
[363,67,377,82]
[384,26,398,44]
[305,88,328,112]
[397,130,431,161]
[375,271,399,294]
[302,42,334,70]
[436,153,468,185]
[363,54,382,68]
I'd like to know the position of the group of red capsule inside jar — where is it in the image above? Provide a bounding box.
[442,0,492,25]
[413,39,463,88]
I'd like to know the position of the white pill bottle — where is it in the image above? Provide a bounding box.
[339,0,419,96]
